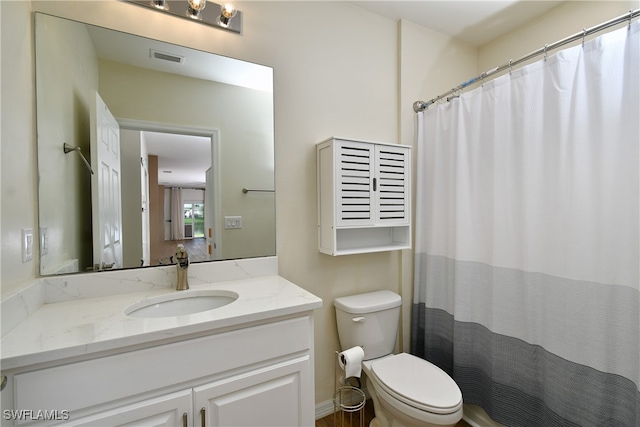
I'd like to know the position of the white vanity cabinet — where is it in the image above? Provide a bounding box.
[3,314,315,427]
[317,137,411,255]
[56,390,193,426]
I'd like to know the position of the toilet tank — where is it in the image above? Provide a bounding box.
[334,290,401,360]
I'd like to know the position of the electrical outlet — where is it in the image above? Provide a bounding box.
[22,228,34,263]
[224,216,243,229]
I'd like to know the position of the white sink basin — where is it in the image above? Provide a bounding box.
[125,290,238,318]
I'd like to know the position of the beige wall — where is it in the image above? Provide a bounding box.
[2,0,636,409]
[479,1,638,72]
[32,12,98,274]
[120,129,144,268]
[1,1,39,290]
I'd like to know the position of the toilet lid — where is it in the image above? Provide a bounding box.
[370,353,462,414]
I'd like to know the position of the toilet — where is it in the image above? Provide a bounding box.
[334,290,463,427]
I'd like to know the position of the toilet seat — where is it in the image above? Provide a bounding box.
[369,353,462,415]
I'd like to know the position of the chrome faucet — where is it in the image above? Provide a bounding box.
[175,244,189,291]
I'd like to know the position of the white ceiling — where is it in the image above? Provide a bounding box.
[349,0,564,46]
[144,131,211,188]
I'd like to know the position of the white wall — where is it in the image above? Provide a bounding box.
[2,0,634,409]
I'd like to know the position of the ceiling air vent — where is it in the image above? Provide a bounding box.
[150,49,185,64]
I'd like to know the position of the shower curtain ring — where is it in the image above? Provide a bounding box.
[582,28,587,46]
[509,59,513,75]
[544,44,549,60]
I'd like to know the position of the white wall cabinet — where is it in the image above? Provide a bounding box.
[3,315,315,427]
[317,137,411,255]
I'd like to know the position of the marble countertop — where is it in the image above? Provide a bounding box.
[1,275,322,371]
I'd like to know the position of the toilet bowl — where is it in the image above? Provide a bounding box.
[334,291,463,427]
[364,354,462,427]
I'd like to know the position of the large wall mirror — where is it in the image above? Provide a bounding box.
[35,13,275,275]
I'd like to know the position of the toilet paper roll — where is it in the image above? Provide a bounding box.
[338,346,364,379]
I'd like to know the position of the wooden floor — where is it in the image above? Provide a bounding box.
[150,237,209,266]
[316,399,471,427]
[315,400,374,427]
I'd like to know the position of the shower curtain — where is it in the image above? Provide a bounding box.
[412,21,639,427]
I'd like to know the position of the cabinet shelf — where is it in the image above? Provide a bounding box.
[317,138,411,256]
[333,226,411,255]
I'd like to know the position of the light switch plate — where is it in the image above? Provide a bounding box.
[40,227,49,255]
[22,228,34,263]
[224,216,242,229]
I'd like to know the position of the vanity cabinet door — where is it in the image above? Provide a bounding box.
[56,390,192,427]
[194,356,313,427]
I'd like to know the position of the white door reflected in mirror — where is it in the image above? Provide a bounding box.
[91,91,123,271]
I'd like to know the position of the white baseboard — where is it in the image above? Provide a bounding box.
[315,399,337,420]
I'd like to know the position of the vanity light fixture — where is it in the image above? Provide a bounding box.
[128,0,242,33]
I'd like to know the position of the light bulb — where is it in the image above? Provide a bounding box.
[218,2,237,27]
[187,0,206,19]
[189,0,206,10]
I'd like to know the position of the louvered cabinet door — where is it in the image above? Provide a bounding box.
[335,140,376,227]
[374,145,410,225]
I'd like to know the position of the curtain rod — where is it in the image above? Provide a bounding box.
[413,9,639,113]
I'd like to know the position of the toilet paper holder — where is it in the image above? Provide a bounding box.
[333,350,366,427]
